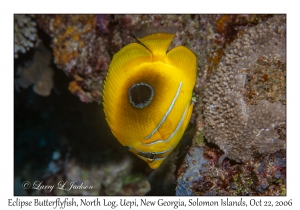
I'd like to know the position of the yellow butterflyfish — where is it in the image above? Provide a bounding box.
[103,27,197,169]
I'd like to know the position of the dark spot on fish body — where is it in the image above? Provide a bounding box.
[128,82,154,108]
[147,152,155,162]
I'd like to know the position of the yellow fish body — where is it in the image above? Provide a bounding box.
[103,28,196,169]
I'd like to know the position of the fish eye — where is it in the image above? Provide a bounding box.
[128,82,154,108]
[147,152,155,162]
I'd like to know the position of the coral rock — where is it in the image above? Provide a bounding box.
[176,146,286,196]
[15,43,54,97]
[203,15,286,162]
[14,14,37,58]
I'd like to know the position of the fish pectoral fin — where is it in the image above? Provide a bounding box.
[143,113,173,144]
[156,117,173,140]
[166,46,197,82]
[143,131,162,144]
[157,126,172,140]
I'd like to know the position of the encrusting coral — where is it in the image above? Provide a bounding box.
[36,15,110,103]
[14,14,38,58]
[203,15,286,162]
[176,146,286,196]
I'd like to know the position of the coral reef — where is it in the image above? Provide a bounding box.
[176,15,286,196]
[203,15,286,162]
[36,15,110,103]
[176,146,286,196]
[192,14,277,144]
[15,14,287,196]
[243,54,286,105]
[15,43,54,96]
[176,147,208,195]
[48,157,150,196]
[35,14,225,103]
[39,14,271,105]
[14,14,38,58]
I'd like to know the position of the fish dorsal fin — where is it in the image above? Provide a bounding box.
[108,43,152,75]
[166,45,197,84]
[134,26,177,61]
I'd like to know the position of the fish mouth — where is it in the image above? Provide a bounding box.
[125,146,173,162]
